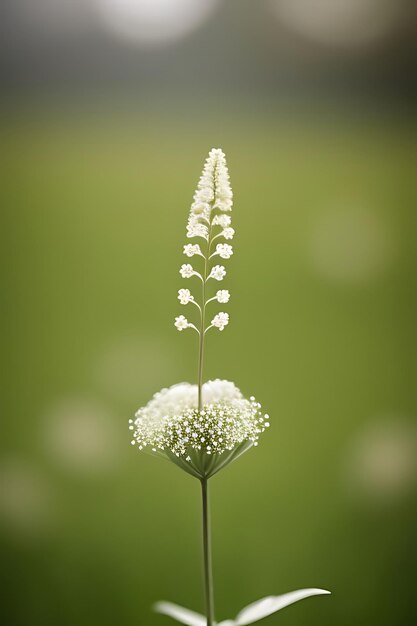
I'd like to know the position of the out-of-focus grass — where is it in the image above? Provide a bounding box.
[0,99,415,626]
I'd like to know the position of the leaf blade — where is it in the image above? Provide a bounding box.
[154,601,207,626]
[235,588,331,625]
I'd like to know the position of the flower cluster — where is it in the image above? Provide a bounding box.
[175,149,234,335]
[183,244,202,257]
[130,380,269,476]
[177,289,193,305]
[211,312,229,331]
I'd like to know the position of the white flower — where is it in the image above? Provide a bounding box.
[194,187,214,203]
[190,202,211,218]
[187,223,208,239]
[180,264,194,278]
[174,315,189,331]
[212,312,229,331]
[222,227,235,240]
[215,243,233,259]
[187,148,233,229]
[183,244,202,257]
[212,214,231,228]
[216,289,230,303]
[131,380,269,476]
[178,289,193,305]
[209,265,226,281]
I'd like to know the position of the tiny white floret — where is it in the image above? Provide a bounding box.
[212,214,231,228]
[183,244,202,258]
[222,227,235,240]
[209,265,226,281]
[178,289,194,305]
[212,312,229,331]
[187,223,208,240]
[215,243,233,259]
[180,264,194,278]
[216,290,230,303]
[175,315,189,331]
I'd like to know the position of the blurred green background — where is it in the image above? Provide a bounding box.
[1,2,416,626]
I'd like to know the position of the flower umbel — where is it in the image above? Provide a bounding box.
[130,380,269,478]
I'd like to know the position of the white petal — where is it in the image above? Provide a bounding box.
[218,621,236,626]
[235,589,331,625]
[154,601,206,626]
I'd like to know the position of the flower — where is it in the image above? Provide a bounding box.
[211,312,229,331]
[190,202,211,218]
[180,264,194,278]
[215,243,233,259]
[194,187,214,203]
[216,290,230,303]
[222,227,235,240]
[187,223,208,239]
[183,244,202,257]
[212,214,231,228]
[130,380,269,478]
[174,315,189,331]
[208,265,226,281]
[178,289,193,305]
[187,149,233,234]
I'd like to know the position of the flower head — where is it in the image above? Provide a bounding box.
[183,244,202,257]
[177,289,193,305]
[216,289,230,303]
[215,243,233,259]
[174,315,189,331]
[222,227,235,240]
[212,214,231,228]
[187,149,233,235]
[211,312,229,331]
[180,264,194,278]
[209,265,226,281]
[130,380,269,478]
[186,222,208,240]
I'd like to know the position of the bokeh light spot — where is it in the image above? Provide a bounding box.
[93,0,220,46]
[268,0,404,48]
[345,419,417,505]
[43,398,120,474]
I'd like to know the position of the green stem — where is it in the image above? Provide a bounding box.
[198,223,213,411]
[197,257,206,412]
[201,478,215,626]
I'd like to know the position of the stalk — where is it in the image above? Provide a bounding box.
[197,255,206,411]
[197,217,213,411]
[201,478,215,626]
